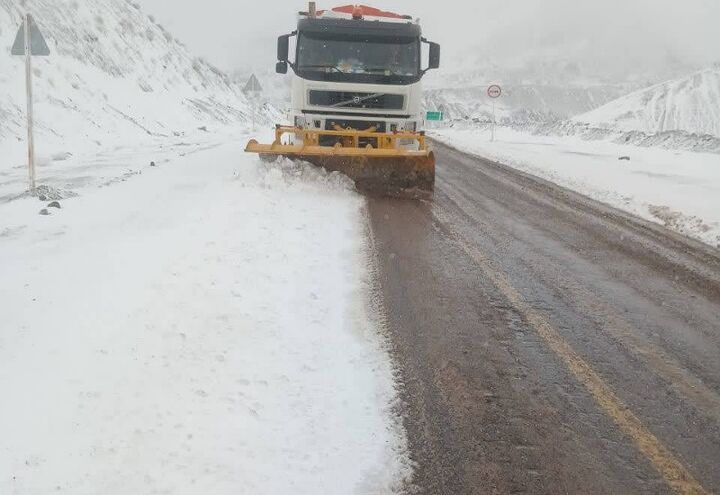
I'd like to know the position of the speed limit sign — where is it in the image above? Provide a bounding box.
[487,84,502,98]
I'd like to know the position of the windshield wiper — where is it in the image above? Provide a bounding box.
[365,67,407,76]
[298,64,343,73]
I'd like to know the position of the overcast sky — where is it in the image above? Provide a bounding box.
[137,0,720,78]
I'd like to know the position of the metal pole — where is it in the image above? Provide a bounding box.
[491,100,496,142]
[24,13,36,192]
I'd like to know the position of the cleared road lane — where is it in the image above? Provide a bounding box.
[369,140,720,495]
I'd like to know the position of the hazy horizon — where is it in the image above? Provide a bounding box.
[137,0,720,83]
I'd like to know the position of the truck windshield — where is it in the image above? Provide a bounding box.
[297,34,420,82]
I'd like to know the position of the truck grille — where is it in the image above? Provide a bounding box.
[324,119,387,133]
[308,90,405,110]
[321,119,387,147]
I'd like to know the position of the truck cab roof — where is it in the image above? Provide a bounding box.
[298,17,422,40]
[303,4,417,22]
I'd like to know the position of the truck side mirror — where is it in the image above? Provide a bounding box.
[277,34,291,62]
[429,42,441,70]
[276,61,288,74]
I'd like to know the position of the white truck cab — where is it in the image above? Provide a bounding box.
[275,4,441,150]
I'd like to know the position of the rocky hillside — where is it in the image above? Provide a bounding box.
[424,84,626,124]
[0,0,251,162]
[574,66,720,137]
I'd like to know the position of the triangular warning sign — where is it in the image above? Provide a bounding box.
[11,15,50,56]
[243,74,263,94]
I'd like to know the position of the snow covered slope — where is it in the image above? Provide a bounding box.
[0,0,251,168]
[574,67,720,137]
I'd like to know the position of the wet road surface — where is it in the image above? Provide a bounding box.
[368,141,720,495]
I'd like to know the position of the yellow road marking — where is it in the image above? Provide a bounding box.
[545,272,720,424]
[432,210,709,495]
[437,179,720,424]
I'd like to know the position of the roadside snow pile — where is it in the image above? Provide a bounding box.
[573,66,720,137]
[255,156,356,193]
[0,140,410,494]
[531,120,720,154]
[0,0,252,175]
[432,127,720,247]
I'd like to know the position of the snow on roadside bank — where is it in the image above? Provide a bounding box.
[0,138,410,494]
[432,127,720,248]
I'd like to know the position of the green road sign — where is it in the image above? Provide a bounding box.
[426,111,444,121]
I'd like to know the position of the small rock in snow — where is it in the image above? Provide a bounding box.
[47,201,62,209]
[51,151,73,162]
[150,161,156,167]
[39,208,51,216]
[619,156,631,161]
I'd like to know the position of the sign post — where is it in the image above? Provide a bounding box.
[487,84,502,142]
[12,14,50,193]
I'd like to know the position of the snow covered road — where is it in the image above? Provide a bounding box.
[0,137,408,494]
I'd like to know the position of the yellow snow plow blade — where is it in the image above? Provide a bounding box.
[245,126,435,198]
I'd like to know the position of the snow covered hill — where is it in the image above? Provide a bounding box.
[0,0,251,169]
[574,66,720,137]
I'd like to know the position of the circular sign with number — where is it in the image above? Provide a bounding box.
[487,84,502,99]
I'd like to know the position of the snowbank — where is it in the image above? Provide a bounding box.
[432,127,720,248]
[0,133,410,494]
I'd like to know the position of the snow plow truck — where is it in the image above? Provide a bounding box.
[245,3,441,198]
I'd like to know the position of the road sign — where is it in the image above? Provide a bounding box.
[487,85,502,142]
[243,74,263,94]
[487,84,502,99]
[243,74,263,131]
[11,14,50,56]
[426,111,444,121]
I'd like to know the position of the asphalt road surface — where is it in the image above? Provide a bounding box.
[368,141,720,495]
